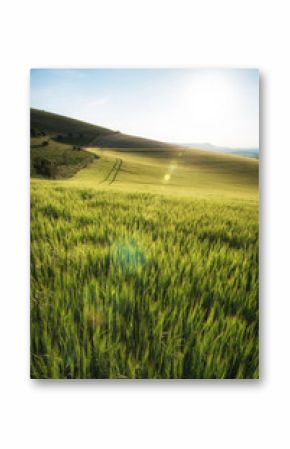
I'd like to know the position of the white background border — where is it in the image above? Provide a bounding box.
[0,0,289,447]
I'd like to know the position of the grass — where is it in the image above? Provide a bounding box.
[30,139,259,379]
[77,146,258,199]
[31,137,96,179]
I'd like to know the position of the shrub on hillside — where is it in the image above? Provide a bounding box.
[33,157,57,178]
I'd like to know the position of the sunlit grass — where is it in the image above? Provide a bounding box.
[31,168,258,378]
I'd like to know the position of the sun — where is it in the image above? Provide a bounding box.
[181,71,240,146]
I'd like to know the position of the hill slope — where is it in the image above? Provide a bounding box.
[31,108,172,148]
[30,110,259,379]
[73,146,258,199]
[30,136,96,179]
[30,109,259,199]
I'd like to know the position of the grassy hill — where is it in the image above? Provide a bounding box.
[30,137,96,179]
[31,108,114,146]
[31,108,258,194]
[71,146,258,200]
[30,109,259,379]
[31,108,173,148]
[30,108,173,179]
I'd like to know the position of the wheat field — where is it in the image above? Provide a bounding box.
[31,144,258,379]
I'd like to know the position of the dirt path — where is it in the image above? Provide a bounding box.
[99,158,122,185]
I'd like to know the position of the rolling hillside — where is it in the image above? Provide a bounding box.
[31,108,114,146]
[72,146,258,200]
[30,136,96,179]
[30,109,259,379]
[31,108,259,198]
[31,108,173,148]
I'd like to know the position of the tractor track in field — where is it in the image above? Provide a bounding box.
[99,158,122,185]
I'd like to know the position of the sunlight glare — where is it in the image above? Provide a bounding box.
[180,71,246,146]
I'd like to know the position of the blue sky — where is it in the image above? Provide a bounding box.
[31,68,259,148]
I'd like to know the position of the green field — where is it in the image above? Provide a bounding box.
[30,110,259,379]
[31,137,96,179]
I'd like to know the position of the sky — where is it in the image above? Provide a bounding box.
[31,68,259,148]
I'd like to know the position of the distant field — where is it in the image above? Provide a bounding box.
[30,109,259,379]
[73,146,258,199]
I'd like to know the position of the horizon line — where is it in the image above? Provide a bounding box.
[30,106,259,151]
